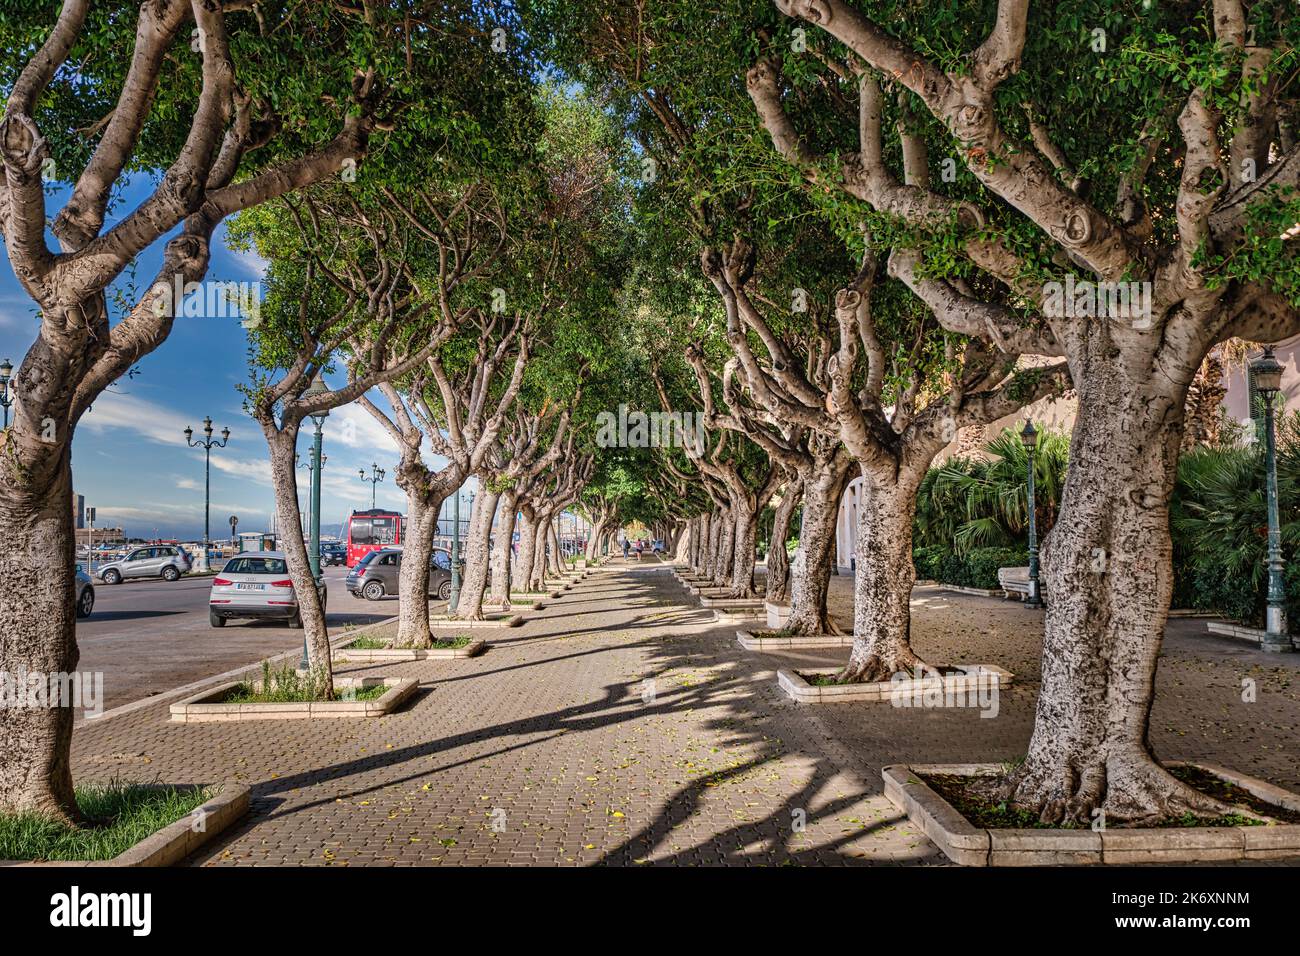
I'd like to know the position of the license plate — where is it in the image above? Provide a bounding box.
[236,583,265,590]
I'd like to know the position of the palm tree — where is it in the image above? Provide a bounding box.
[919,427,1069,555]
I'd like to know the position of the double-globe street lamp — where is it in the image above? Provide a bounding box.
[1251,348,1292,653]
[359,462,385,508]
[184,416,230,572]
[1020,420,1044,609]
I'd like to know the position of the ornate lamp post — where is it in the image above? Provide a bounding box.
[300,375,330,668]
[1251,348,1291,653]
[1020,420,1044,609]
[359,462,385,508]
[184,416,230,572]
[0,358,13,428]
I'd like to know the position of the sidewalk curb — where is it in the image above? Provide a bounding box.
[78,614,400,728]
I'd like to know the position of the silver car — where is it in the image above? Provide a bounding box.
[346,547,454,602]
[208,551,326,628]
[98,544,192,584]
[75,564,95,618]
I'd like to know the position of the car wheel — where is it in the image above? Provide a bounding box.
[103,568,121,585]
[162,566,180,582]
[362,581,385,601]
[209,610,226,628]
[438,579,452,602]
[76,587,95,619]
[287,610,303,629]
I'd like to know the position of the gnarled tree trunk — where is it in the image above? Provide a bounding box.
[730,506,758,597]
[787,460,851,634]
[514,501,538,594]
[0,447,78,822]
[489,490,520,609]
[1003,350,1228,824]
[455,490,498,620]
[839,467,924,683]
[764,478,802,606]
[394,477,442,648]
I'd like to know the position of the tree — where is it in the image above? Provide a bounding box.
[0,0,423,822]
[761,0,1300,821]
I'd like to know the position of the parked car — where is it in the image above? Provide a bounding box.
[320,542,347,567]
[97,544,192,584]
[208,552,325,628]
[345,547,454,602]
[75,563,94,618]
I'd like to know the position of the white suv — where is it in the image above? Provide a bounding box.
[208,552,325,628]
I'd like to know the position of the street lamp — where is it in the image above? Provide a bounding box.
[0,358,13,428]
[359,462,385,508]
[184,415,230,572]
[301,375,330,668]
[449,486,464,612]
[1020,420,1044,609]
[1251,348,1291,653]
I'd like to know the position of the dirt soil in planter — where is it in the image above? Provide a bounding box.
[920,766,1300,829]
[803,665,964,686]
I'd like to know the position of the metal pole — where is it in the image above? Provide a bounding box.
[450,489,462,612]
[1025,442,1043,608]
[204,443,211,562]
[1263,396,1291,651]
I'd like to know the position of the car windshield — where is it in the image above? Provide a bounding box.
[354,552,378,568]
[432,551,451,569]
[222,557,288,575]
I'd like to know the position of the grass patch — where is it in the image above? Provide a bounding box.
[345,635,389,650]
[222,662,386,703]
[0,782,213,861]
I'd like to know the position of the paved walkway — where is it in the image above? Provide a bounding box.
[68,560,1300,866]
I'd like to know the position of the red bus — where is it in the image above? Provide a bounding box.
[346,509,403,567]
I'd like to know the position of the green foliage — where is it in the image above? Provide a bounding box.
[914,427,1070,555]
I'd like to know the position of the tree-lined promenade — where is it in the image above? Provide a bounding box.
[1,0,1299,859]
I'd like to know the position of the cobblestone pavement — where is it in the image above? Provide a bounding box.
[67,560,1300,866]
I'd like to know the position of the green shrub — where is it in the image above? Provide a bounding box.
[962,548,1028,590]
[912,545,948,580]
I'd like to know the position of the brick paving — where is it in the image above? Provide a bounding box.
[67,559,1300,866]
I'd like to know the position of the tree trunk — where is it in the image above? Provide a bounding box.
[514,501,538,594]
[730,506,758,597]
[489,491,520,609]
[1003,354,1229,824]
[266,429,333,692]
[394,479,442,649]
[530,515,551,589]
[838,468,924,683]
[455,489,499,620]
[787,462,849,634]
[0,448,79,823]
[675,522,692,565]
[714,511,734,587]
[765,479,802,605]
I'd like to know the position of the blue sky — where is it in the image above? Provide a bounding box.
[1,175,475,540]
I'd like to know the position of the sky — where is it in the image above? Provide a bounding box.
[0,175,477,541]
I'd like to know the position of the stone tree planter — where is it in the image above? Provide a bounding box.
[883,762,1300,865]
[170,676,417,722]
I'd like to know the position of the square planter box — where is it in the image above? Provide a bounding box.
[687,584,734,597]
[428,612,523,628]
[736,629,854,651]
[883,762,1300,866]
[765,601,791,628]
[939,584,1006,598]
[698,594,764,609]
[0,783,250,868]
[711,606,767,624]
[510,590,561,601]
[333,637,486,662]
[1207,621,1300,650]
[170,676,417,722]
[777,664,1013,705]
